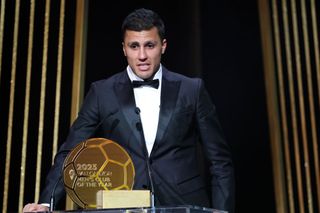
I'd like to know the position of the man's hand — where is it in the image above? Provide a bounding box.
[23,203,49,212]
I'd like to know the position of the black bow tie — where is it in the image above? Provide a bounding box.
[132,79,159,89]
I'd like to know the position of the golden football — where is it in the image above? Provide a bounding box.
[63,138,135,208]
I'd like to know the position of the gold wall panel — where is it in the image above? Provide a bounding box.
[259,0,320,212]
[0,0,5,82]
[35,0,51,202]
[3,1,21,212]
[19,0,35,210]
[0,0,80,212]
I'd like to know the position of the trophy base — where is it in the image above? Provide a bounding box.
[96,190,151,209]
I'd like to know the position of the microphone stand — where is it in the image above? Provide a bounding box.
[146,157,155,209]
[135,107,156,210]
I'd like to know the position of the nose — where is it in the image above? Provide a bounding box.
[138,47,147,60]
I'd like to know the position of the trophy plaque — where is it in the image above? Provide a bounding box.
[63,138,135,208]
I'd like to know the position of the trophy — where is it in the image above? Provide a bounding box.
[63,138,135,208]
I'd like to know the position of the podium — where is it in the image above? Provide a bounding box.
[50,206,227,213]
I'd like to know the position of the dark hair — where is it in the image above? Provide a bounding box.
[121,8,165,41]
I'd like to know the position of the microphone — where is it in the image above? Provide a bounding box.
[135,107,155,209]
[49,175,62,212]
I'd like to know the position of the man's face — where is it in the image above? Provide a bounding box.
[122,27,167,80]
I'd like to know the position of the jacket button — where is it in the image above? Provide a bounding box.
[136,122,143,131]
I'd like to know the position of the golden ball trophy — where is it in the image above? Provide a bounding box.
[63,138,150,209]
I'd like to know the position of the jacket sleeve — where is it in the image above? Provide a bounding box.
[195,79,235,213]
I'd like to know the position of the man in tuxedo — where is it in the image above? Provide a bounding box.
[23,8,234,213]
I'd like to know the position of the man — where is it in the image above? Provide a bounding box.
[23,8,234,212]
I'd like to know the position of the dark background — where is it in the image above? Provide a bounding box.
[0,0,274,212]
[84,0,274,212]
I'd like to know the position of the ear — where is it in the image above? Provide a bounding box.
[122,42,127,56]
[161,39,167,54]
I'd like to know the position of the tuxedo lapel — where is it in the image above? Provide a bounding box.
[151,69,181,155]
[114,71,145,156]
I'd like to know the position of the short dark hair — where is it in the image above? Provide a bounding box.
[121,8,165,41]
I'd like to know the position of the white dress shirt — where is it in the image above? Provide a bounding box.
[127,65,162,155]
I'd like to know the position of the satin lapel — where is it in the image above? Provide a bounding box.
[151,71,181,155]
[114,72,145,156]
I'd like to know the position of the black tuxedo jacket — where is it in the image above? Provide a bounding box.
[39,67,235,212]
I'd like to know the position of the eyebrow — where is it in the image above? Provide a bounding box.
[127,40,158,46]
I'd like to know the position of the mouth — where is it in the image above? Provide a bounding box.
[137,63,150,71]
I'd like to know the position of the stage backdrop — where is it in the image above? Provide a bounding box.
[0,0,319,213]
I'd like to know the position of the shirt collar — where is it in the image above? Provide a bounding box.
[127,64,162,83]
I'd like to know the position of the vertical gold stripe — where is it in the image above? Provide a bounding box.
[301,0,318,212]
[310,0,320,209]
[52,0,66,162]
[19,0,36,210]
[291,0,314,211]
[66,0,88,209]
[35,0,51,202]
[71,0,87,122]
[258,0,287,212]
[2,0,20,213]
[282,0,305,211]
[0,0,5,83]
[271,0,295,212]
